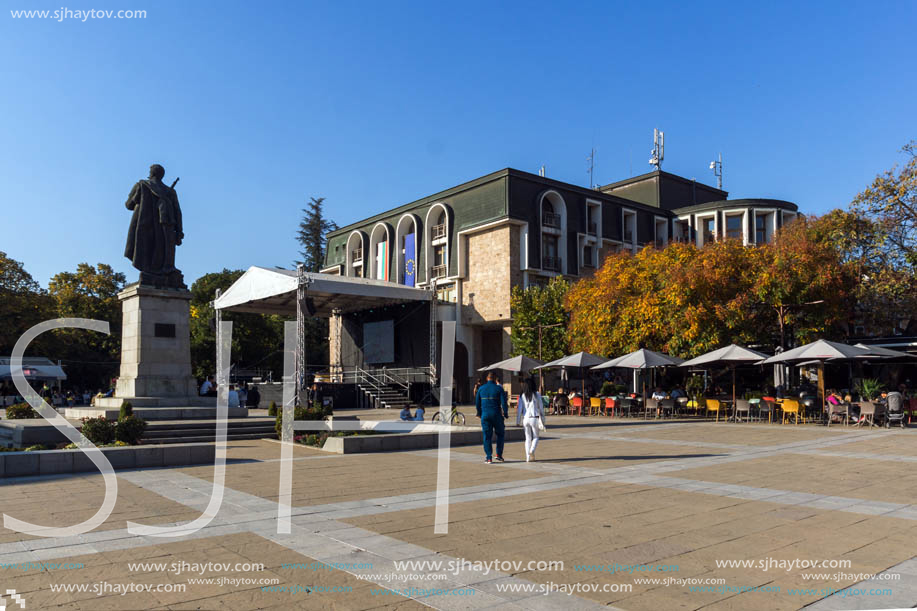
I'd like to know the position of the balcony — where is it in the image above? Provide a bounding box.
[542,256,562,272]
[431,264,447,279]
[432,224,447,240]
[351,248,363,262]
[623,230,633,242]
[542,212,561,228]
[587,222,597,236]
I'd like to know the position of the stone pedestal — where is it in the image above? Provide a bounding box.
[113,283,199,401]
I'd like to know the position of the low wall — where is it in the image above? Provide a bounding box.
[321,426,525,454]
[0,443,216,478]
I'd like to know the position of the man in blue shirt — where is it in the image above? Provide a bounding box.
[475,372,508,463]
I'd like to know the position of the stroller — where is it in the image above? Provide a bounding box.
[886,391,906,428]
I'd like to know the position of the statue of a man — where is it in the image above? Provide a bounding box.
[124,164,186,288]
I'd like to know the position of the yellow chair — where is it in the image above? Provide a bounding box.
[589,397,602,416]
[705,398,722,422]
[781,399,801,425]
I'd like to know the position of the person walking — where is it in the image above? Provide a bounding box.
[475,372,508,464]
[516,378,546,462]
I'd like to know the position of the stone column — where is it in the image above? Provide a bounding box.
[114,283,198,400]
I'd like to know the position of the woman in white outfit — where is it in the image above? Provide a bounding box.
[515,378,545,462]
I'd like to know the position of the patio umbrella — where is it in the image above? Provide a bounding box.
[536,352,606,398]
[680,344,770,420]
[478,355,545,373]
[761,340,871,425]
[592,349,683,418]
[852,343,916,359]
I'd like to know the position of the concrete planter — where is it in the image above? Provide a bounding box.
[0,443,216,478]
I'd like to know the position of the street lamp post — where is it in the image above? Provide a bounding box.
[518,322,563,392]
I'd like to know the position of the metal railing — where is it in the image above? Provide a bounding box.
[623,230,633,242]
[543,256,562,272]
[432,224,447,240]
[351,248,363,262]
[588,222,597,235]
[431,264,447,278]
[542,212,561,228]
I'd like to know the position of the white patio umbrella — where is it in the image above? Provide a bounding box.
[852,343,915,359]
[478,355,545,373]
[761,340,872,425]
[593,349,683,418]
[680,344,770,420]
[536,352,606,398]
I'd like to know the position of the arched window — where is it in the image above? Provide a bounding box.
[425,203,451,282]
[369,223,392,281]
[345,231,366,278]
[539,191,566,274]
[395,214,420,286]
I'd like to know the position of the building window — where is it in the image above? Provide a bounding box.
[583,245,594,268]
[702,217,715,244]
[674,220,690,243]
[586,205,598,235]
[543,202,561,228]
[543,234,561,271]
[755,214,767,244]
[726,215,742,241]
[431,244,447,278]
[436,283,456,303]
[432,211,447,241]
[622,210,636,245]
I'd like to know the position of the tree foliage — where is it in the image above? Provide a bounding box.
[510,279,569,362]
[0,251,52,355]
[566,220,855,359]
[852,140,917,269]
[46,263,126,387]
[296,197,337,272]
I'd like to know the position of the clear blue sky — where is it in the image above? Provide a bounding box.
[2,0,915,287]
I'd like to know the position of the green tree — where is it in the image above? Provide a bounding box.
[852,141,917,268]
[296,197,338,272]
[510,279,569,362]
[190,270,293,380]
[0,252,52,354]
[46,263,127,388]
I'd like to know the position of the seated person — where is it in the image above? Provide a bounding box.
[826,390,842,405]
[200,376,217,397]
[413,406,425,421]
[227,384,240,408]
[651,387,667,401]
[400,407,412,421]
[670,387,686,399]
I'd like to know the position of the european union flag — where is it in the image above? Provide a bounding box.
[404,233,415,287]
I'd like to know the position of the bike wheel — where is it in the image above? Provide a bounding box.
[431,411,443,423]
[454,412,465,426]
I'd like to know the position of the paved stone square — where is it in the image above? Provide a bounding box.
[2,417,917,610]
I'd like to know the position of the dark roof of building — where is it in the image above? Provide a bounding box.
[598,169,727,198]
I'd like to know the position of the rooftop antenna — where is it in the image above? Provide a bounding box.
[539,165,545,177]
[709,153,723,189]
[587,147,596,188]
[649,128,664,170]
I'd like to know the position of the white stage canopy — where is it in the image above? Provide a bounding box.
[213,266,431,317]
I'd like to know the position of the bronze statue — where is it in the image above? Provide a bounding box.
[124,164,186,289]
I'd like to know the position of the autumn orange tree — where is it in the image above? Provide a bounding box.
[566,218,855,359]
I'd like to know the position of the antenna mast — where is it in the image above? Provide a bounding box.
[709,153,723,189]
[649,129,664,170]
[587,148,596,188]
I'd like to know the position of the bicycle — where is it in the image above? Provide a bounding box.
[431,405,465,425]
